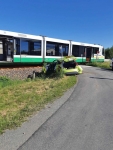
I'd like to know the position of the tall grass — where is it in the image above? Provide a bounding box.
[87,61,111,69]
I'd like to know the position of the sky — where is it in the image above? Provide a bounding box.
[0,0,113,49]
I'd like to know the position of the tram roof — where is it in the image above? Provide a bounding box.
[71,41,103,48]
[0,30,103,47]
[0,30,43,40]
[44,37,70,44]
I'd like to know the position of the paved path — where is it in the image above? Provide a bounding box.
[18,66,113,150]
[1,66,113,150]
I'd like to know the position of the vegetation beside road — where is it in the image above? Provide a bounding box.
[86,61,111,70]
[105,46,113,59]
[0,75,76,134]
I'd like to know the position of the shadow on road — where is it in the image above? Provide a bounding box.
[90,77,113,80]
[96,68,112,72]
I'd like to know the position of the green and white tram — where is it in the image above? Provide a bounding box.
[44,37,70,63]
[0,30,43,63]
[71,41,104,62]
[0,30,104,64]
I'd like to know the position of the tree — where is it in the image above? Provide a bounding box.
[105,48,110,59]
[109,46,113,59]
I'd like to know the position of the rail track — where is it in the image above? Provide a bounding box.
[0,64,42,70]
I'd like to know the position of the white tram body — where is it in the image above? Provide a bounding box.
[0,30,104,63]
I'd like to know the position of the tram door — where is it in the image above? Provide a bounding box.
[7,40,13,61]
[0,40,3,61]
[0,38,13,61]
[86,47,92,62]
[3,39,13,62]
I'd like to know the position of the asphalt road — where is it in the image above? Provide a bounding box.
[18,66,113,150]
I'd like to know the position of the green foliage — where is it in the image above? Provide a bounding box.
[0,76,10,82]
[87,61,110,69]
[42,61,64,78]
[105,46,113,59]
[0,76,23,89]
[0,76,12,88]
[25,78,32,82]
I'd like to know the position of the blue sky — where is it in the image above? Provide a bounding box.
[0,0,113,48]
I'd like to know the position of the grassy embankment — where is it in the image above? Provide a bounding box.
[0,75,76,134]
[86,61,111,69]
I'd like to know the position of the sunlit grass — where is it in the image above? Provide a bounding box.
[87,61,111,69]
[0,76,76,134]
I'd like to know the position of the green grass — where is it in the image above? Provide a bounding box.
[0,76,23,88]
[0,75,76,134]
[86,61,111,69]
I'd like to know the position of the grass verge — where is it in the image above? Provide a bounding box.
[0,75,76,134]
[86,61,111,69]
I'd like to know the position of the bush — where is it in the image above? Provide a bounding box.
[41,62,64,79]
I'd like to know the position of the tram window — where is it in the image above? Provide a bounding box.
[46,43,55,56]
[102,48,104,55]
[46,41,69,56]
[61,46,69,56]
[93,47,99,54]
[21,40,29,55]
[0,48,3,54]
[0,42,3,54]
[72,45,79,57]
[79,46,85,56]
[29,41,41,56]
[16,39,20,55]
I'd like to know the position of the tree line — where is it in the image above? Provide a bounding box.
[105,46,113,59]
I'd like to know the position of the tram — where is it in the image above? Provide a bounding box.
[0,30,104,64]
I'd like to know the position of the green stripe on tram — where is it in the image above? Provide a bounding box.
[13,57,43,63]
[91,58,104,62]
[13,57,104,63]
[44,58,59,62]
